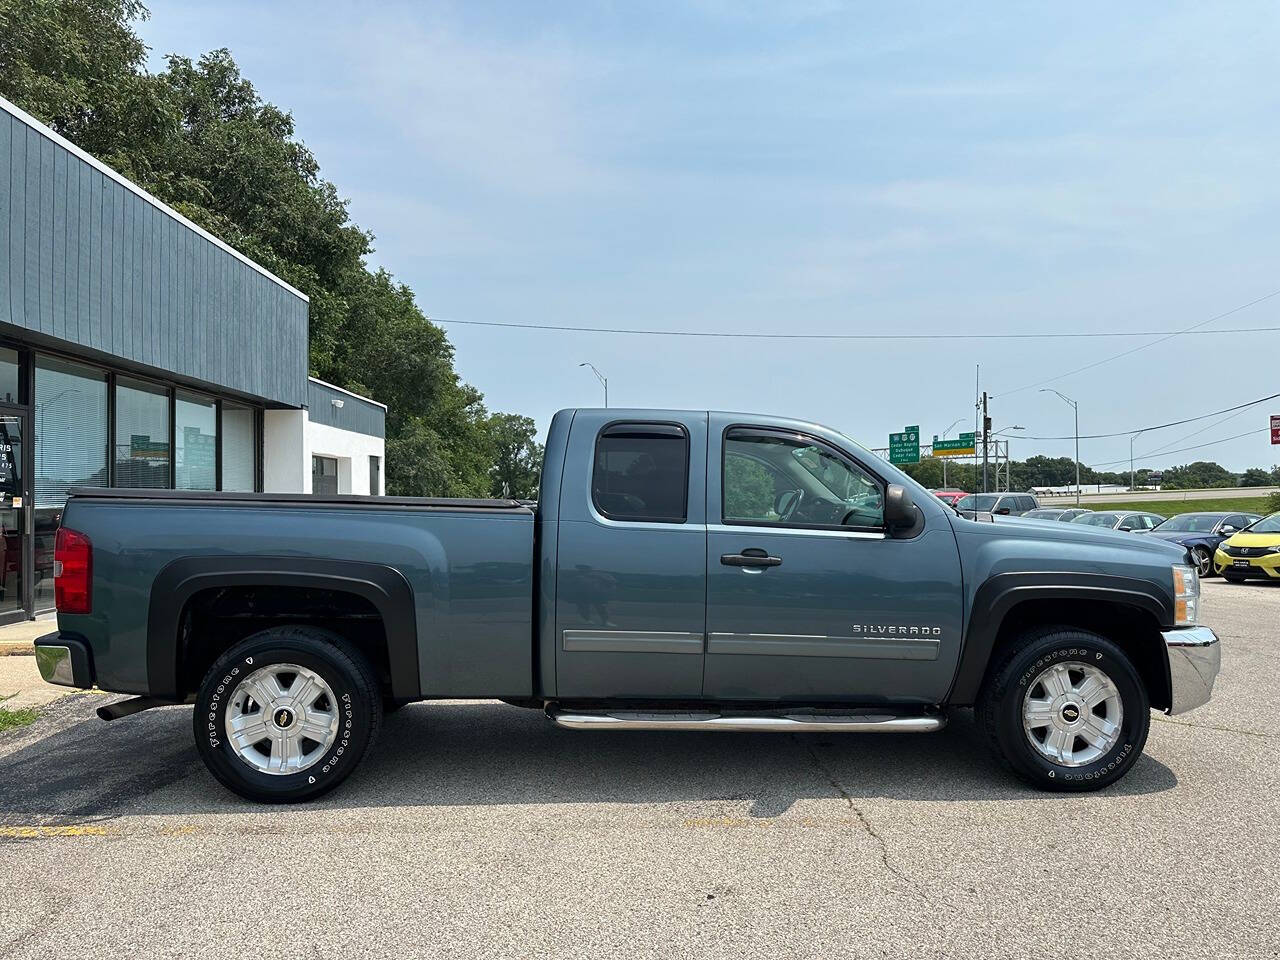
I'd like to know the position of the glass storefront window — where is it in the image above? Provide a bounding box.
[221,403,256,492]
[34,356,109,610]
[0,348,19,405]
[115,377,171,488]
[175,391,217,490]
[34,357,109,506]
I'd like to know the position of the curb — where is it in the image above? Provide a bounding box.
[0,642,35,657]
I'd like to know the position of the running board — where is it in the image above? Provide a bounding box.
[548,709,946,733]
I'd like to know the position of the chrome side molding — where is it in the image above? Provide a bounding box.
[548,710,947,733]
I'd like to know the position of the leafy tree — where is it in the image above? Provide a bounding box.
[725,454,777,519]
[486,413,544,499]
[1160,461,1237,490]
[1240,467,1273,487]
[0,1,526,497]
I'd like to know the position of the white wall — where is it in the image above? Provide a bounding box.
[306,419,385,495]
[263,409,309,492]
[262,409,385,495]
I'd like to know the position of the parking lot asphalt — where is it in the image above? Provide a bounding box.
[1,580,1277,959]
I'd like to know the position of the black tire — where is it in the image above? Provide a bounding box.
[193,626,382,803]
[1191,545,1214,578]
[976,627,1149,792]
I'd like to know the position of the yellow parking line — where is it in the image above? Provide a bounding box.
[0,825,115,838]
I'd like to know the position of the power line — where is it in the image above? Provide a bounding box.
[1142,405,1254,458]
[1017,391,1280,441]
[432,317,1280,342]
[1089,428,1270,468]
[993,288,1280,398]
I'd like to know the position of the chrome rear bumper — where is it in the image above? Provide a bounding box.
[33,633,94,689]
[1162,625,1220,715]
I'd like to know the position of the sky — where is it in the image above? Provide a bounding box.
[136,1,1280,472]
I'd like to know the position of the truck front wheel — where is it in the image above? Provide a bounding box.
[193,626,382,803]
[976,628,1150,792]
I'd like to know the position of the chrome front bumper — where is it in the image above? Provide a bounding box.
[1162,625,1220,715]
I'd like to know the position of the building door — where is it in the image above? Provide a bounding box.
[312,455,339,495]
[0,412,29,625]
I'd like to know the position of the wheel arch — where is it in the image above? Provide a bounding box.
[147,557,420,702]
[949,573,1174,711]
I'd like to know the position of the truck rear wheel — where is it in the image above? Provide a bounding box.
[976,627,1149,792]
[193,626,382,803]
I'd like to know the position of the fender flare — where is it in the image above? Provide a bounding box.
[147,556,420,701]
[947,572,1174,705]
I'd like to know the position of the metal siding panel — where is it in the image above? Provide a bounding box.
[112,181,124,353]
[38,133,55,332]
[7,121,21,329]
[89,167,103,350]
[0,114,10,327]
[50,142,66,337]
[23,127,40,332]
[76,161,91,345]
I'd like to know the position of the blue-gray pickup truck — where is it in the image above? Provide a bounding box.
[35,408,1219,802]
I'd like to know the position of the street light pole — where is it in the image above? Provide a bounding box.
[939,417,964,489]
[1041,388,1080,505]
[578,362,608,407]
[1129,430,1145,492]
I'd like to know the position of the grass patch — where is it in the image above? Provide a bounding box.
[0,705,39,733]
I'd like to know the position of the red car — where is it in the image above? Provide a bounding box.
[931,489,968,506]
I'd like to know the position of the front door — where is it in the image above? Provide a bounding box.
[554,412,708,699]
[0,413,28,624]
[704,418,964,704]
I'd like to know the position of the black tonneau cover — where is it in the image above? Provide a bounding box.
[66,487,532,514]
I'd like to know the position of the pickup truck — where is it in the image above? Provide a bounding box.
[34,408,1220,803]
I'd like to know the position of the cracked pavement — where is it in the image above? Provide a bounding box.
[0,579,1277,958]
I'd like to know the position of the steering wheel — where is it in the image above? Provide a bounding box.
[775,489,804,522]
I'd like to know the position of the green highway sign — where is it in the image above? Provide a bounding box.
[888,425,920,465]
[932,431,976,457]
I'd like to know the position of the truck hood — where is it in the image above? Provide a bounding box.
[966,514,1189,561]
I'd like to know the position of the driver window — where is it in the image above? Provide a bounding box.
[722,429,883,529]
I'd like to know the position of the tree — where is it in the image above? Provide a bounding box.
[0,2,527,497]
[1240,467,1273,487]
[1161,461,1237,490]
[487,414,544,499]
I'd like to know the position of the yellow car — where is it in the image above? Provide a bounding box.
[1214,512,1280,581]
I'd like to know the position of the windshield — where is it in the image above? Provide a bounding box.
[1153,514,1220,533]
[1024,509,1062,519]
[957,494,998,511]
[1249,513,1280,534]
[1073,512,1120,527]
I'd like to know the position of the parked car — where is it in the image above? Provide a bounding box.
[1070,511,1164,533]
[1024,508,1093,522]
[1147,512,1262,577]
[1213,512,1280,582]
[954,492,1040,517]
[931,489,968,507]
[36,407,1217,802]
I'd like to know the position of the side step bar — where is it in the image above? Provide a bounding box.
[548,710,946,733]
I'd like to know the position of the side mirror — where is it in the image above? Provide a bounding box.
[1119,525,1133,532]
[1219,525,1237,536]
[884,484,920,534]
[994,507,1011,515]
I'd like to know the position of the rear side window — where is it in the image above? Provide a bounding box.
[592,423,689,523]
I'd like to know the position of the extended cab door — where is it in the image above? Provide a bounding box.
[703,416,964,704]
[554,411,708,698]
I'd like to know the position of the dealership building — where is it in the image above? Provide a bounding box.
[0,96,386,623]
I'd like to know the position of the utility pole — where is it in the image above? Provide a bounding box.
[981,391,990,493]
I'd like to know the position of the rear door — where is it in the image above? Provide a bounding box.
[554,411,708,698]
[703,417,964,703]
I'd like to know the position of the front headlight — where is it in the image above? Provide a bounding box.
[1172,563,1200,625]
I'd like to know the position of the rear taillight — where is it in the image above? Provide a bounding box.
[54,527,92,614]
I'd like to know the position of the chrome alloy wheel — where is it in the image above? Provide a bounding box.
[1022,661,1123,767]
[224,663,340,775]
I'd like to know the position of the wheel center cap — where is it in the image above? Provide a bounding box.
[1060,703,1081,724]
[273,707,296,729]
